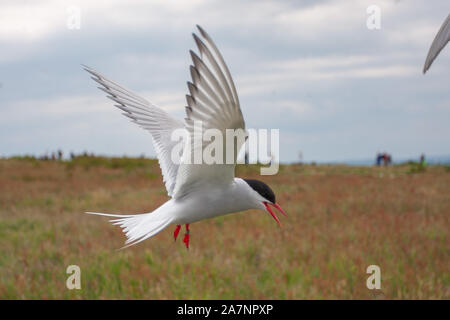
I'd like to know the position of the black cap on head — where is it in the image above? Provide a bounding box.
[243,179,276,203]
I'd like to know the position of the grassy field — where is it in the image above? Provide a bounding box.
[0,156,448,299]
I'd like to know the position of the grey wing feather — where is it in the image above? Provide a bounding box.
[83,65,184,197]
[172,26,246,198]
[423,14,450,74]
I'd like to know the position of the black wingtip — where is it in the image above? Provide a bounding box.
[186,81,198,96]
[189,50,201,65]
[86,69,101,80]
[81,64,95,75]
[189,65,200,83]
[192,33,202,48]
[186,94,195,104]
[196,25,206,37]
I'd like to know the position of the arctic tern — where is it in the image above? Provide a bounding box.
[84,25,286,249]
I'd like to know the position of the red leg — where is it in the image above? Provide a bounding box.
[183,224,190,249]
[173,224,181,241]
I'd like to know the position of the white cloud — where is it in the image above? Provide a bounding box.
[0,1,64,42]
[1,0,449,162]
[236,53,418,98]
[0,0,204,43]
[3,94,107,117]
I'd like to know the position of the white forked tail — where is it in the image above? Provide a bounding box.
[86,209,173,248]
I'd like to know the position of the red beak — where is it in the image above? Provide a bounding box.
[263,202,287,227]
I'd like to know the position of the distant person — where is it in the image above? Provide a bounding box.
[420,153,426,166]
[381,153,391,166]
[376,153,383,166]
[57,149,63,161]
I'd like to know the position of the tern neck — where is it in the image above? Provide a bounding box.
[233,178,267,211]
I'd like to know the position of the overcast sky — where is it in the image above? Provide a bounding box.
[1,0,449,163]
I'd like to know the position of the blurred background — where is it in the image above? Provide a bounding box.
[0,0,449,299]
[1,0,449,164]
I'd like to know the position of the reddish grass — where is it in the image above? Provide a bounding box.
[0,158,448,299]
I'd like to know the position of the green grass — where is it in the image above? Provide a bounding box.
[0,157,449,299]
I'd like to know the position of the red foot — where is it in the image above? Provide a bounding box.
[183,224,190,249]
[173,225,181,241]
[183,233,190,249]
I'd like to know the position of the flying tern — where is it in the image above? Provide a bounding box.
[84,26,286,249]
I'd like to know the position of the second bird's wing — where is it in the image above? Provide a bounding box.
[423,13,450,73]
[84,66,184,197]
[172,25,246,198]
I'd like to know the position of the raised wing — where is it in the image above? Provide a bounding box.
[84,66,184,197]
[172,25,246,198]
[423,14,450,74]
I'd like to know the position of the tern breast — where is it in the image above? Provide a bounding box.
[171,178,256,225]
